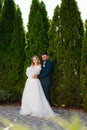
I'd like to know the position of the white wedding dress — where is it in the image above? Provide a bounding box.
[19,65,57,118]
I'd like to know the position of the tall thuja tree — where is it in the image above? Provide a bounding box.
[48,5,64,106]
[40,1,49,45]
[0,0,16,102]
[80,20,87,111]
[26,0,49,66]
[0,0,4,13]
[9,6,26,101]
[60,0,84,107]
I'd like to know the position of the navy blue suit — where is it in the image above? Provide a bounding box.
[38,59,54,101]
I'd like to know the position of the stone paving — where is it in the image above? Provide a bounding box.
[0,105,87,130]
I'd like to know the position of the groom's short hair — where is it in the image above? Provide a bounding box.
[42,52,48,56]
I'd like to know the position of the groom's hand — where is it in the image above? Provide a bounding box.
[32,75,37,79]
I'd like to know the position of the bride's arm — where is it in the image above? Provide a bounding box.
[26,66,32,77]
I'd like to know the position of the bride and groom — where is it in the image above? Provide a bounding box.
[19,52,58,118]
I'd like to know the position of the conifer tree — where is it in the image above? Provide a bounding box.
[48,5,64,105]
[9,6,26,101]
[60,0,84,107]
[80,20,87,111]
[0,0,16,101]
[0,0,3,13]
[40,1,49,45]
[26,0,49,66]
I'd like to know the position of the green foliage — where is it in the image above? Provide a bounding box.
[0,0,86,110]
[0,117,30,130]
[1,115,87,130]
[48,5,64,106]
[49,0,84,107]
[0,0,4,13]
[9,6,26,101]
[0,1,26,102]
[51,115,87,130]
[40,1,49,42]
[0,0,16,102]
[80,20,87,111]
[0,89,11,102]
[26,0,49,66]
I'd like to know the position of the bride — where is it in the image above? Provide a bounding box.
[19,55,58,118]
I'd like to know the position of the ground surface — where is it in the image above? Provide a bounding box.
[0,105,87,130]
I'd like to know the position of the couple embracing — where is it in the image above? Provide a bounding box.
[19,52,59,118]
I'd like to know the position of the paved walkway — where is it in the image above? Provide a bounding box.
[0,105,87,130]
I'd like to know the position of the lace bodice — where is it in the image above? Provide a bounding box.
[26,65,41,78]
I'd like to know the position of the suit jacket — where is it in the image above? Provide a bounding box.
[38,59,54,87]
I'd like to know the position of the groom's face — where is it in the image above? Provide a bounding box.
[42,54,48,61]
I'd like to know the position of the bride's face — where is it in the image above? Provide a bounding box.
[32,57,40,65]
[33,58,38,64]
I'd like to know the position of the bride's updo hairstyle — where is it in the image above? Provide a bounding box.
[31,55,40,65]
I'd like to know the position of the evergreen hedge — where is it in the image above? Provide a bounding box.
[0,0,25,102]
[80,20,87,111]
[0,0,87,111]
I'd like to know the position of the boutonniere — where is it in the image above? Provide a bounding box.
[43,62,46,67]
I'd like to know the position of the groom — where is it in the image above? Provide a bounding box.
[38,52,54,102]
